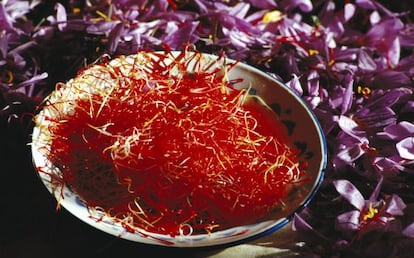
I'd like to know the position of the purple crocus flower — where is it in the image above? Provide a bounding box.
[333,178,406,236]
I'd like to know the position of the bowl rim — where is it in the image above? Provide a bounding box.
[31,51,327,247]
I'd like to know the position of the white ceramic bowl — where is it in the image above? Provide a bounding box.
[31,51,326,247]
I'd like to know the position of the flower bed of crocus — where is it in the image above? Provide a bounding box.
[2,0,414,257]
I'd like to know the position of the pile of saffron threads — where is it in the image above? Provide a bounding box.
[35,50,306,236]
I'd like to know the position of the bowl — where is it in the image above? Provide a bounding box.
[31,50,326,247]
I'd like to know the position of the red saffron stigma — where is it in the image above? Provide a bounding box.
[36,49,307,236]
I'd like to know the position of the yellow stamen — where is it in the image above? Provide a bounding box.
[262,10,283,24]
[308,49,319,56]
[357,85,372,96]
[72,7,81,15]
[362,203,378,221]
[96,10,110,21]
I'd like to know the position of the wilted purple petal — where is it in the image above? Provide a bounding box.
[333,180,365,211]
[336,210,360,231]
[396,137,414,160]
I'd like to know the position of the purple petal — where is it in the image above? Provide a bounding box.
[336,210,360,232]
[341,73,354,114]
[291,213,329,242]
[318,1,344,36]
[387,37,400,67]
[336,143,365,164]
[401,101,414,113]
[55,3,67,31]
[334,48,359,63]
[380,121,414,141]
[344,3,356,22]
[399,24,414,47]
[292,213,313,232]
[0,4,13,32]
[384,194,406,216]
[366,88,412,109]
[248,0,277,9]
[363,18,404,51]
[374,156,405,172]
[355,106,396,130]
[338,115,366,141]
[369,176,383,201]
[396,137,414,160]
[355,0,377,10]
[11,72,48,90]
[86,21,119,34]
[333,179,365,210]
[285,74,303,96]
[108,23,124,53]
[371,70,411,88]
[280,0,313,13]
[402,222,414,238]
[369,10,381,25]
[228,2,250,19]
[357,50,377,72]
[396,54,414,74]
[328,85,347,110]
[163,21,199,49]
[305,70,320,96]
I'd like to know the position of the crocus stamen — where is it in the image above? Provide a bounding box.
[362,203,379,221]
[262,10,283,24]
[308,49,319,56]
[357,86,372,96]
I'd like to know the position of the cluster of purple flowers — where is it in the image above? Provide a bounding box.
[2,0,414,256]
